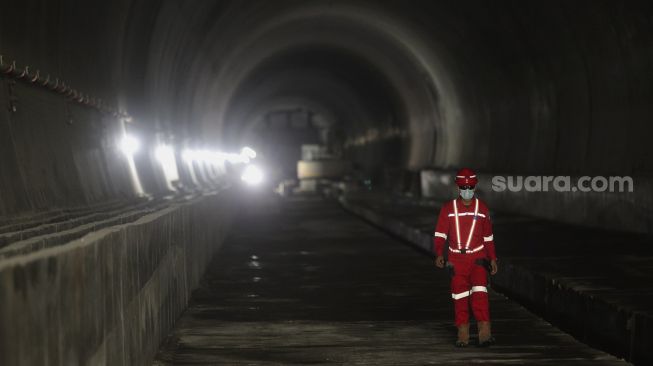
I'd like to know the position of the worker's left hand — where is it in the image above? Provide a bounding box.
[434,255,445,268]
[490,260,498,275]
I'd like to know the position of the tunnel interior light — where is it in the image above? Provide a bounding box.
[182,149,250,165]
[119,134,144,196]
[119,135,140,155]
[180,149,199,185]
[197,150,215,164]
[222,152,247,164]
[155,145,174,163]
[241,165,264,185]
[241,146,257,161]
[182,149,196,163]
[155,145,179,186]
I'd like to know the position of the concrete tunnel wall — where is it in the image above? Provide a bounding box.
[0,1,652,364]
[136,0,653,173]
[135,0,653,232]
[2,0,653,228]
[0,193,234,366]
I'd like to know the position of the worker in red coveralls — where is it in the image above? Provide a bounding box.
[433,168,498,347]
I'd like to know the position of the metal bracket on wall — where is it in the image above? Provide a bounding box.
[0,53,131,121]
[64,100,73,125]
[6,80,17,113]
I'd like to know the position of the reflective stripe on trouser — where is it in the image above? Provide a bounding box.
[450,257,490,326]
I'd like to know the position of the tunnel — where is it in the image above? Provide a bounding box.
[0,0,652,365]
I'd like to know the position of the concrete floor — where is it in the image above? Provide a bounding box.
[153,195,627,365]
[338,190,653,364]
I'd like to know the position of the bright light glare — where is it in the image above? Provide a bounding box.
[155,145,179,184]
[241,165,264,185]
[241,146,257,160]
[223,152,247,164]
[119,135,140,155]
[182,149,249,165]
[155,145,174,163]
[182,149,196,163]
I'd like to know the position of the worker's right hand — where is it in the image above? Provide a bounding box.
[435,255,445,268]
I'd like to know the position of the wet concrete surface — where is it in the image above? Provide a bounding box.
[154,195,627,365]
[338,191,653,364]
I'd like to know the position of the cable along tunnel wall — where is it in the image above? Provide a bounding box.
[0,192,234,366]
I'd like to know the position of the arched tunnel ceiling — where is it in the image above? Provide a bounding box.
[222,45,407,147]
[119,0,653,174]
[138,1,455,169]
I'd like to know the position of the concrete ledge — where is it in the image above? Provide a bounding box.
[0,201,168,258]
[0,192,234,366]
[0,200,132,231]
[339,196,651,365]
[421,169,650,235]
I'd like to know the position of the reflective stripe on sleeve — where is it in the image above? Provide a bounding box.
[483,234,494,242]
[434,232,447,239]
[451,290,471,300]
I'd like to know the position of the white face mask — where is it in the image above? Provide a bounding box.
[460,188,475,200]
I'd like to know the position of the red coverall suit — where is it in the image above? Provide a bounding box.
[433,198,496,326]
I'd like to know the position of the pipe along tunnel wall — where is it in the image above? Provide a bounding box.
[0,193,234,366]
